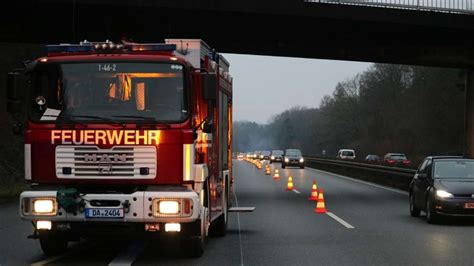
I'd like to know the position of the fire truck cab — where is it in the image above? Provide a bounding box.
[6,39,233,257]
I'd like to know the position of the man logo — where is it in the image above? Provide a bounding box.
[84,154,127,163]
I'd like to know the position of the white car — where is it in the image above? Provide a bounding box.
[337,149,356,160]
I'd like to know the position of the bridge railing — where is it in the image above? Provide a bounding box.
[304,156,416,191]
[306,0,474,14]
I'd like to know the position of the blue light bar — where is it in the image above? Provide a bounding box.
[46,44,93,53]
[126,43,176,52]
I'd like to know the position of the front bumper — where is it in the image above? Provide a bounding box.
[20,189,201,223]
[284,160,304,166]
[433,198,474,217]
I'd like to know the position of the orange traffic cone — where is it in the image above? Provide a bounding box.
[314,188,327,213]
[273,169,280,180]
[286,176,294,191]
[308,181,318,201]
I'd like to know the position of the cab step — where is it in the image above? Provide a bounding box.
[229,207,255,212]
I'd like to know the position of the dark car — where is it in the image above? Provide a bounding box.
[383,153,410,167]
[409,156,474,223]
[270,150,284,163]
[260,151,271,160]
[365,154,381,164]
[282,149,305,169]
[253,151,261,160]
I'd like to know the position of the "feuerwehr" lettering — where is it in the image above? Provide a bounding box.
[51,130,160,145]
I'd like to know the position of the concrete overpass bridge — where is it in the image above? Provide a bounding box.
[2,0,474,68]
[2,0,474,155]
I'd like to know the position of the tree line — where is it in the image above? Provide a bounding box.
[233,63,466,166]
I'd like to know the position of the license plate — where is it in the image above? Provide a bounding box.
[464,203,474,209]
[85,208,124,218]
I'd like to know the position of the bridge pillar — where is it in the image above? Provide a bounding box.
[465,69,474,158]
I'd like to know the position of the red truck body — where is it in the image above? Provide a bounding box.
[8,39,233,257]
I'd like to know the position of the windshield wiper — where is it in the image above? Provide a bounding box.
[43,114,123,127]
[112,115,171,128]
[41,114,88,127]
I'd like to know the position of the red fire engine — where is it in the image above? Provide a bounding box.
[6,39,238,257]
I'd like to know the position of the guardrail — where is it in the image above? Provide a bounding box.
[305,0,474,14]
[305,157,416,191]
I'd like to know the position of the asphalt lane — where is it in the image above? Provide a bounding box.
[1,160,473,265]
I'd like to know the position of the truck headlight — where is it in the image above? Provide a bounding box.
[152,199,193,217]
[284,157,289,163]
[299,158,304,163]
[436,190,453,198]
[271,156,275,160]
[32,198,57,215]
[159,200,180,214]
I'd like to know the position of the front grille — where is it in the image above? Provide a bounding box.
[56,145,156,179]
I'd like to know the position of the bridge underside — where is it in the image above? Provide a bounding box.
[2,0,474,68]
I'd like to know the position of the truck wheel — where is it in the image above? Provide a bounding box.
[181,181,210,257]
[181,206,208,257]
[39,231,68,256]
[181,222,205,257]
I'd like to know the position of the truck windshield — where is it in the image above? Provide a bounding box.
[29,62,187,122]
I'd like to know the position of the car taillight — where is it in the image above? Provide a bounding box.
[387,160,395,164]
[403,160,410,164]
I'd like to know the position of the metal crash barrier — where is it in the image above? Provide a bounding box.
[304,157,416,191]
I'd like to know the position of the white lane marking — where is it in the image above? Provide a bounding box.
[233,191,245,266]
[292,189,301,194]
[326,212,355,229]
[108,240,146,266]
[307,167,408,195]
[31,241,92,266]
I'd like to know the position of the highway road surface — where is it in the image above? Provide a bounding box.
[1,160,473,265]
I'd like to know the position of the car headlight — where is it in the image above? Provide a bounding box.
[271,156,275,160]
[32,198,57,215]
[299,158,304,163]
[436,190,453,198]
[158,200,180,214]
[284,157,289,163]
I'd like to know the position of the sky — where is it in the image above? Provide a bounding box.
[222,53,372,124]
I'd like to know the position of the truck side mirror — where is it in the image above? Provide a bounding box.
[202,120,213,134]
[6,70,26,114]
[202,73,217,101]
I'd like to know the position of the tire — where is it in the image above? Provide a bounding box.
[300,164,305,169]
[409,191,421,217]
[282,163,286,169]
[39,231,68,256]
[180,226,205,258]
[181,180,210,257]
[426,196,440,224]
